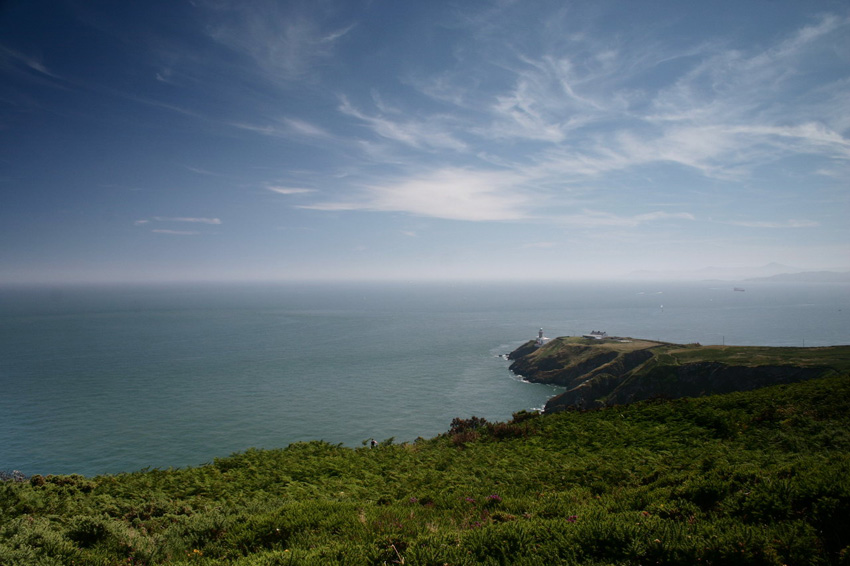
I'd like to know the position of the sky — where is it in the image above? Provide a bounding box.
[1,0,849,283]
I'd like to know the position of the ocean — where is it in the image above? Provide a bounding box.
[1,280,848,477]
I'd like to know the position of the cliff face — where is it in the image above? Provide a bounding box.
[509,344,620,387]
[507,337,847,413]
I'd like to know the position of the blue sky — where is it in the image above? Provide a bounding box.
[1,0,848,283]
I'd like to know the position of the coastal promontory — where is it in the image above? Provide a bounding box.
[508,336,850,412]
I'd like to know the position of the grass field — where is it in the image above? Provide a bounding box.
[525,338,850,371]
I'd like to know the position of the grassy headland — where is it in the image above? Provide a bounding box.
[2,372,849,564]
[508,337,850,412]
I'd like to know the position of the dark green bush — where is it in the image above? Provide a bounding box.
[65,514,111,548]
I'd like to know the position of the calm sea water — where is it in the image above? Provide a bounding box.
[1,281,848,477]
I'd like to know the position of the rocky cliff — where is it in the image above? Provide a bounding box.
[507,336,849,413]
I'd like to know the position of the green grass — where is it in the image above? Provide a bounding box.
[538,336,664,356]
[669,345,850,370]
[3,374,850,565]
[533,339,850,373]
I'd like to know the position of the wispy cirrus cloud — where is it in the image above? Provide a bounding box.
[228,116,332,139]
[135,217,221,230]
[284,9,849,255]
[267,185,316,195]
[283,117,331,138]
[127,4,849,243]
[0,45,58,78]
[338,96,468,152]
[483,54,613,143]
[400,11,850,187]
[183,165,225,177]
[132,5,845,241]
[151,216,221,224]
[633,15,850,171]
[200,0,354,83]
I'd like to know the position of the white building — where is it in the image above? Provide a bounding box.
[582,330,607,340]
[535,328,550,347]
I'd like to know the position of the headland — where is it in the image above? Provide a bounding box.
[508,335,850,412]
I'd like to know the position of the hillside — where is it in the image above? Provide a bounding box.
[508,336,850,413]
[2,373,850,565]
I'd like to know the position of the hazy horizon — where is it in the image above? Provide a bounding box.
[2,1,848,284]
[3,264,849,288]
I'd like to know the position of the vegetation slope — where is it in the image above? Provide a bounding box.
[2,373,850,565]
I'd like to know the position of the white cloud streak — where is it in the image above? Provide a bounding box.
[0,45,55,77]
[151,217,222,224]
[300,168,531,222]
[267,186,316,195]
[228,117,332,139]
[135,218,221,232]
[283,118,331,138]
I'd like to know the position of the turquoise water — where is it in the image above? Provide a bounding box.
[1,281,848,476]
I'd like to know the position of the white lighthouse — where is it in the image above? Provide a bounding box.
[536,328,550,347]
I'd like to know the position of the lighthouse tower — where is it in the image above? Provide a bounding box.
[536,328,549,347]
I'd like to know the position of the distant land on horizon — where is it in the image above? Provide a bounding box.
[744,271,850,283]
[626,262,850,282]
[4,265,850,287]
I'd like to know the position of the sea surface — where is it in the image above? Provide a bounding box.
[1,280,848,477]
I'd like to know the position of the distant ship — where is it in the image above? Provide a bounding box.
[733,287,745,292]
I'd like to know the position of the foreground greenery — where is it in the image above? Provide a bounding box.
[2,374,850,565]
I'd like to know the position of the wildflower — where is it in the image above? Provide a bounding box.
[465,497,475,503]
[567,515,578,523]
[487,494,502,502]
